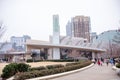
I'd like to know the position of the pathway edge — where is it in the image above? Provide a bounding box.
[27,63,94,80]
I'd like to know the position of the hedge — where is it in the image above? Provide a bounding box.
[27,59,43,62]
[29,66,46,71]
[14,61,92,80]
[1,63,30,79]
[1,63,18,79]
[66,60,88,66]
[26,59,76,63]
[29,64,64,71]
[116,63,120,68]
[46,64,64,69]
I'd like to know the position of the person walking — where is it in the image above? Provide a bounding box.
[105,58,109,66]
[113,58,116,65]
[97,59,101,66]
[110,58,114,65]
[101,57,104,63]
[95,58,97,64]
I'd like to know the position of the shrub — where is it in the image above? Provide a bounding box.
[26,59,33,62]
[17,63,30,72]
[66,60,89,66]
[26,59,42,62]
[46,59,75,62]
[46,64,64,69]
[116,63,120,68]
[14,61,92,80]
[29,66,46,71]
[1,63,18,79]
[26,59,75,63]
[1,63,30,79]
[66,62,80,66]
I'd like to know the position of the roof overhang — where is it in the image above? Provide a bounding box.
[26,40,106,53]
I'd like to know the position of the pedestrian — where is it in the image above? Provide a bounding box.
[92,59,95,64]
[97,59,101,66]
[100,60,102,66]
[113,58,116,65]
[95,58,97,64]
[110,58,113,65]
[101,57,104,63]
[105,58,109,66]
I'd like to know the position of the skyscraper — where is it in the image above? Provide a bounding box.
[66,21,72,36]
[53,15,60,44]
[52,14,60,59]
[66,16,91,42]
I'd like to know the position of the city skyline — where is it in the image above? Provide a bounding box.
[0,0,120,42]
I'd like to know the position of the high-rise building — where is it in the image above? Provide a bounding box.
[66,21,72,36]
[66,16,91,42]
[53,15,60,44]
[52,15,60,59]
[90,32,97,43]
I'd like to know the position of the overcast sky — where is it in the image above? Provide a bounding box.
[0,0,120,42]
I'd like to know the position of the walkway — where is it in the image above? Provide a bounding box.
[50,64,120,80]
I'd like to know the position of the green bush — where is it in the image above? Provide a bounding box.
[46,59,75,62]
[27,59,44,63]
[1,63,18,79]
[66,62,80,66]
[116,63,120,68]
[26,59,33,62]
[1,63,30,79]
[14,61,92,80]
[65,60,88,66]
[46,64,64,69]
[29,66,46,71]
[26,59,75,63]
[15,68,65,80]
[17,63,30,72]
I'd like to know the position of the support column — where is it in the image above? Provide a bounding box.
[92,52,95,60]
[25,45,32,60]
[48,48,53,60]
[53,48,60,59]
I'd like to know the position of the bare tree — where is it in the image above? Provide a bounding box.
[0,21,6,50]
[0,21,6,39]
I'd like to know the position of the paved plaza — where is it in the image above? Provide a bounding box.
[50,63,120,80]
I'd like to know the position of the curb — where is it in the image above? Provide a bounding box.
[27,63,94,80]
[7,76,14,80]
[112,66,120,76]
